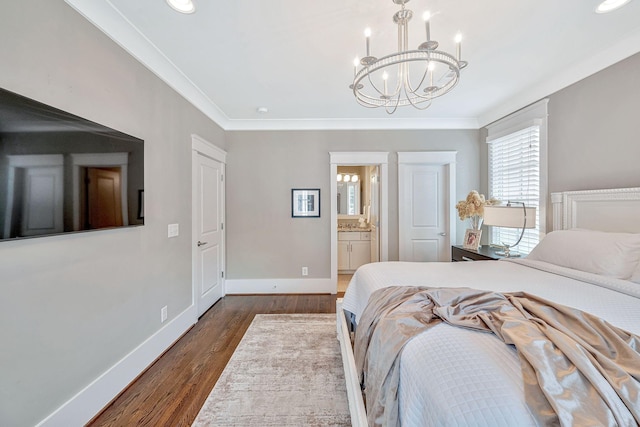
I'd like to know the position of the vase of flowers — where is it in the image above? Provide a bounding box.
[455,190,498,230]
[456,191,499,250]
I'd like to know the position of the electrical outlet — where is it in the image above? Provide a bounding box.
[302,266,308,276]
[161,306,168,323]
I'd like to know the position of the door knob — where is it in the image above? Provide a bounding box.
[439,232,447,236]
[197,241,208,247]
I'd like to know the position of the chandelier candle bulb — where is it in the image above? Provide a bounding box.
[423,11,431,41]
[382,72,388,96]
[455,33,462,61]
[364,28,372,57]
[428,62,434,86]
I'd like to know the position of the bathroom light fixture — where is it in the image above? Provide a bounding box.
[350,0,467,114]
[595,0,632,13]
[166,0,195,14]
[337,173,360,182]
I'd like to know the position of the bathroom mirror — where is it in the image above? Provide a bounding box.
[337,181,360,215]
[336,166,364,216]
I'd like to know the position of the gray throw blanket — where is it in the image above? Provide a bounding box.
[354,286,640,427]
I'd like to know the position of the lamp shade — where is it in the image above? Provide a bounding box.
[483,205,536,229]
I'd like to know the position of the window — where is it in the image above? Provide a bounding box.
[486,100,548,255]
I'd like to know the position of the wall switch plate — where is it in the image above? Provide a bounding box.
[161,306,168,323]
[302,266,308,276]
[168,223,179,238]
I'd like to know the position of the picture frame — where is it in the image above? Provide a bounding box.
[137,189,144,220]
[291,188,320,218]
[463,228,481,250]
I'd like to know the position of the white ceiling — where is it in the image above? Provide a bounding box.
[65,0,640,130]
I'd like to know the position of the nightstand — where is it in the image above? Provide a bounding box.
[451,245,505,262]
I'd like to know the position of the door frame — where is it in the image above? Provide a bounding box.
[191,134,226,316]
[330,152,389,293]
[398,151,457,261]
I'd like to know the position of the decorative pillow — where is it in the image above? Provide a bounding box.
[526,229,640,280]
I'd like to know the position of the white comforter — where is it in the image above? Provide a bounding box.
[342,259,640,427]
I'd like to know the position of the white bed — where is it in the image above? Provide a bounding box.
[336,187,640,427]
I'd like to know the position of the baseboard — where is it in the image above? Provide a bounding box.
[226,278,336,294]
[36,305,197,427]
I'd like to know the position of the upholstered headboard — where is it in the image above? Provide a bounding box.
[551,187,640,233]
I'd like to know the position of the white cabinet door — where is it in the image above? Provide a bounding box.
[338,231,371,272]
[349,240,371,270]
[338,241,350,270]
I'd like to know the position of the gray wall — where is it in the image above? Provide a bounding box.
[546,52,640,194]
[479,52,640,232]
[0,1,226,426]
[225,129,481,280]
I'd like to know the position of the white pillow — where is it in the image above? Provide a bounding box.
[526,229,640,279]
[631,262,640,284]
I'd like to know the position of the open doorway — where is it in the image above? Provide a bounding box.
[329,152,389,294]
[336,165,379,293]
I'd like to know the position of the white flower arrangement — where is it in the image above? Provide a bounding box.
[455,191,499,230]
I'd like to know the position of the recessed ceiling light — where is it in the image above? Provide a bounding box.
[595,0,632,13]
[166,0,195,14]
[256,107,269,114]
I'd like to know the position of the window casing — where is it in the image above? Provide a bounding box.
[486,100,548,255]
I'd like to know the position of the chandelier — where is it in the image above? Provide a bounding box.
[350,0,467,114]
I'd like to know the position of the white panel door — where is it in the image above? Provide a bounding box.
[21,166,64,236]
[399,163,449,262]
[194,154,224,317]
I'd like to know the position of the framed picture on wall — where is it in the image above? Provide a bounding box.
[292,189,320,218]
[463,229,481,250]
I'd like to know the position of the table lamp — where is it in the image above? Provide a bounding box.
[483,202,536,257]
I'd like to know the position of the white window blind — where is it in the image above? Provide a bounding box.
[488,125,540,254]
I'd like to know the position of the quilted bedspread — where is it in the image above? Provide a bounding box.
[355,285,640,427]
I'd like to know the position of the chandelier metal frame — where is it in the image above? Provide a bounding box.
[350,0,467,114]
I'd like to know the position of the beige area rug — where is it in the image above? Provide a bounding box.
[192,314,351,426]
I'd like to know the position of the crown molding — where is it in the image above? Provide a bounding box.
[64,0,230,127]
[223,117,480,131]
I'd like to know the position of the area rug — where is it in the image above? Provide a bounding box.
[192,313,351,426]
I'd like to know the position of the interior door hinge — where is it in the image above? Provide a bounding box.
[221,271,224,278]
[221,222,224,230]
[221,174,224,182]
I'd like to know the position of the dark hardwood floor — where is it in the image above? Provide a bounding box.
[88,294,340,426]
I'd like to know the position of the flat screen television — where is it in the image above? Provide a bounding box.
[0,87,144,241]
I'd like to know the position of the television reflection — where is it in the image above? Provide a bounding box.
[0,87,144,241]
